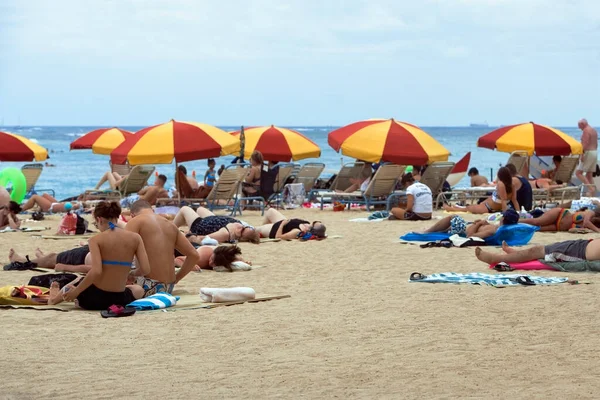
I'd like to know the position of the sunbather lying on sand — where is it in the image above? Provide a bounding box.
[520,206,600,232]
[255,209,327,240]
[174,206,260,244]
[174,244,251,272]
[46,201,150,309]
[475,238,600,264]
[8,245,92,273]
[20,193,86,213]
[421,209,520,239]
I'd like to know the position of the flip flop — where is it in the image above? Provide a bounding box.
[100,305,137,318]
[410,272,426,281]
[514,276,536,286]
[493,262,514,272]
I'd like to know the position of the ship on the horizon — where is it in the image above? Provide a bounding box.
[469,121,489,128]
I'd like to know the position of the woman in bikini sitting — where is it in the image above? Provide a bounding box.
[20,193,86,213]
[47,201,151,309]
[174,244,253,272]
[241,150,264,198]
[173,206,260,244]
[443,166,518,214]
[255,209,327,240]
[520,206,600,232]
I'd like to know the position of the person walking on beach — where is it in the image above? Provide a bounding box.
[126,199,200,297]
[575,119,598,196]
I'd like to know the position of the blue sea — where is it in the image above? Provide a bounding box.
[0,125,584,200]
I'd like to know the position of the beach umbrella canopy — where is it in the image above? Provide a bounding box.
[110,120,239,165]
[328,118,450,165]
[477,122,583,156]
[70,127,134,155]
[0,131,48,162]
[229,125,321,162]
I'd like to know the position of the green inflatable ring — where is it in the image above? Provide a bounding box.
[0,168,27,203]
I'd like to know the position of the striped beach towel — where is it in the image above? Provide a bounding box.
[126,293,180,310]
[409,272,568,287]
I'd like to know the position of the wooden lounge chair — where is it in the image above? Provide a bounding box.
[387,161,455,210]
[331,164,406,211]
[532,155,581,205]
[83,165,155,200]
[21,163,54,197]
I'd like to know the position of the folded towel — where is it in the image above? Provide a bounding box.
[127,293,180,310]
[199,287,256,303]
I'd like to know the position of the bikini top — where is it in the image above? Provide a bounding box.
[100,221,134,267]
[206,170,216,187]
[102,260,133,267]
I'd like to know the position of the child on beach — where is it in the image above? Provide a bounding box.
[204,158,217,189]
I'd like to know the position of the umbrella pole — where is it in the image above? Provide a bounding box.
[175,161,181,203]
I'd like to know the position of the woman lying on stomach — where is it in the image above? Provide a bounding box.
[48,201,150,309]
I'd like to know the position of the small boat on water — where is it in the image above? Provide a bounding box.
[469,122,489,128]
[447,152,471,187]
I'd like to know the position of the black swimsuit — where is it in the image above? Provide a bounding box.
[269,218,309,239]
[190,215,239,236]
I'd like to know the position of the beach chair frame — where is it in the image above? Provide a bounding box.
[313,161,366,206]
[83,165,155,200]
[331,164,406,211]
[21,163,55,197]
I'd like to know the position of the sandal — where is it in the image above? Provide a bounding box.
[3,256,40,271]
[514,276,536,286]
[493,262,514,272]
[409,272,426,281]
[100,305,137,318]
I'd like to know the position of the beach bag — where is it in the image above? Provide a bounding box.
[0,285,49,305]
[75,215,88,234]
[28,273,78,289]
[57,213,78,235]
[283,183,305,208]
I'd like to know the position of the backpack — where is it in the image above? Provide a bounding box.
[75,215,88,235]
[57,213,88,235]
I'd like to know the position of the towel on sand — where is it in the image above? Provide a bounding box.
[400,224,538,246]
[200,287,256,303]
[127,293,179,310]
[409,272,567,287]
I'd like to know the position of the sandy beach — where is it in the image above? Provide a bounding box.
[2,208,600,399]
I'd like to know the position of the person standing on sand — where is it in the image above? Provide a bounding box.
[125,199,200,297]
[575,119,598,196]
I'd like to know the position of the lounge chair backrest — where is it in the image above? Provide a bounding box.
[111,162,133,177]
[21,163,43,192]
[119,165,155,196]
[293,162,325,192]
[330,162,365,192]
[363,164,405,197]
[273,163,297,193]
[206,165,247,202]
[506,151,529,174]
[553,155,579,184]
[419,161,455,196]
[175,170,195,198]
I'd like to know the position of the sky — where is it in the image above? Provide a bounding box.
[0,0,599,127]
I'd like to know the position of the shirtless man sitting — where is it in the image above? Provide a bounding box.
[137,174,168,205]
[125,199,200,297]
[468,167,489,187]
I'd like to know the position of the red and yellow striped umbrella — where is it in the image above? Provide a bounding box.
[477,122,582,156]
[70,127,134,155]
[110,120,239,165]
[328,118,450,165]
[0,131,48,161]
[229,125,321,162]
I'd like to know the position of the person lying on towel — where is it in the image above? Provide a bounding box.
[174,244,252,272]
[475,238,600,265]
[419,209,519,239]
[7,245,92,273]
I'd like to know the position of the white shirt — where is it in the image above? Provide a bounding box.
[407,182,432,213]
[360,176,371,192]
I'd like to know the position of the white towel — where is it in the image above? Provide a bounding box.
[199,287,256,303]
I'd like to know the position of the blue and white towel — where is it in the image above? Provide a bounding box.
[409,272,568,287]
[126,293,180,310]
